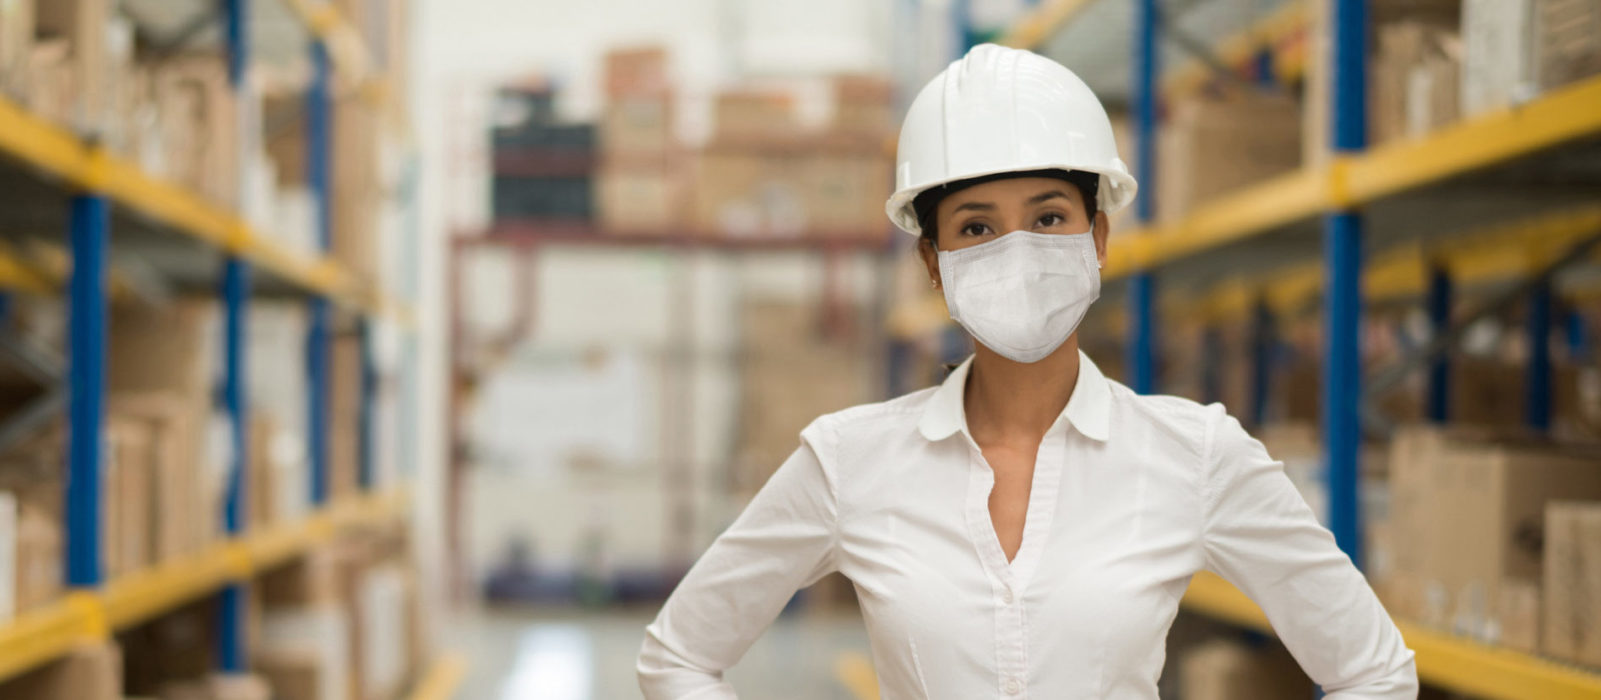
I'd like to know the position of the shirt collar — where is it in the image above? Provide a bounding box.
[916,349,1111,443]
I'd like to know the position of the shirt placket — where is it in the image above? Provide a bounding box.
[961,423,1067,699]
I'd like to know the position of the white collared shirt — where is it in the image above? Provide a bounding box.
[637,351,1418,699]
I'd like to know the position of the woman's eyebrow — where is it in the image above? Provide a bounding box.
[952,201,996,214]
[1026,190,1071,206]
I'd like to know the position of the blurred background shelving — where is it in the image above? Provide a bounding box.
[0,0,445,698]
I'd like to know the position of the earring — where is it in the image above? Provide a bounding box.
[930,278,940,289]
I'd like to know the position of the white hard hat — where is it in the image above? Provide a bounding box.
[886,43,1138,235]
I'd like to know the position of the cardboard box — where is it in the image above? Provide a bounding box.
[1371,21,1461,145]
[33,0,111,132]
[13,495,62,615]
[1544,500,1601,666]
[248,413,281,531]
[1179,639,1314,700]
[260,605,351,700]
[260,545,341,607]
[329,336,363,500]
[595,166,682,233]
[153,56,239,207]
[0,0,33,96]
[603,46,669,97]
[712,90,796,144]
[1389,426,1601,639]
[599,96,673,154]
[829,75,893,136]
[332,96,381,283]
[1535,0,1601,91]
[1494,578,1541,654]
[112,394,208,562]
[256,648,327,700]
[1461,0,1536,116]
[106,416,154,578]
[1157,89,1301,221]
[690,149,808,238]
[804,151,893,238]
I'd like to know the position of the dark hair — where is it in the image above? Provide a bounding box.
[915,169,1100,250]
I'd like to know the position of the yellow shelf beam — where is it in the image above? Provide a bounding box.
[832,650,882,700]
[1108,73,1601,280]
[407,653,469,700]
[0,94,415,323]
[1179,205,1601,323]
[1182,571,1601,700]
[0,489,408,684]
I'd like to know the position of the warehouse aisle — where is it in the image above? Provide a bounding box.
[450,606,870,699]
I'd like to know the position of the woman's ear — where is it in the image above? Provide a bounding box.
[1092,211,1110,268]
[918,237,942,289]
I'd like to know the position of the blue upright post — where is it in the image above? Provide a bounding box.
[66,194,109,589]
[218,259,250,673]
[1249,300,1273,426]
[308,41,333,506]
[1128,0,1159,394]
[1526,281,1552,431]
[218,0,251,674]
[1324,0,1368,569]
[1426,267,1451,423]
[358,319,376,489]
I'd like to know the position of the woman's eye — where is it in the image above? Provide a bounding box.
[1037,213,1065,228]
[960,223,993,237]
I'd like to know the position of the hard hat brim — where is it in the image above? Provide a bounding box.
[886,164,1138,236]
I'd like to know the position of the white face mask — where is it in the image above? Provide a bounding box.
[936,224,1102,364]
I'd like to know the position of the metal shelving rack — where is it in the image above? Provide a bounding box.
[0,0,448,692]
[996,1,1601,698]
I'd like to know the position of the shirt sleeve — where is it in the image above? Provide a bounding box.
[637,419,842,699]
[1199,405,1418,699]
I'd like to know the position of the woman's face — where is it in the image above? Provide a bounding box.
[918,176,1110,286]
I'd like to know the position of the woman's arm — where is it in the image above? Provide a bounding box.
[1200,405,1418,698]
[637,419,842,699]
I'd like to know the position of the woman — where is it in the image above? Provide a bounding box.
[637,43,1418,699]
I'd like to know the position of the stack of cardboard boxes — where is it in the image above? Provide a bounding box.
[690,75,894,241]
[1157,88,1302,222]
[1377,426,1601,666]
[594,47,680,233]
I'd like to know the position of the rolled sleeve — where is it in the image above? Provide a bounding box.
[637,419,842,699]
[1200,405,1418,699]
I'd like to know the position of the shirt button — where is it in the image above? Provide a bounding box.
[1005,677,1022,694]
[1002,589,1014,604]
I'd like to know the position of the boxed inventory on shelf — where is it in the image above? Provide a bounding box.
[1382,426,1601,649]
[1544,500,1601,667]
[1157,88,1301,222]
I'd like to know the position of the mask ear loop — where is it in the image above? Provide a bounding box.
[1088,219,1104,270]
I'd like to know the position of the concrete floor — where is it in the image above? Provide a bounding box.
[448,604,872,699]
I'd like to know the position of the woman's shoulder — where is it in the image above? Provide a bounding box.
[801,384,943,448]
